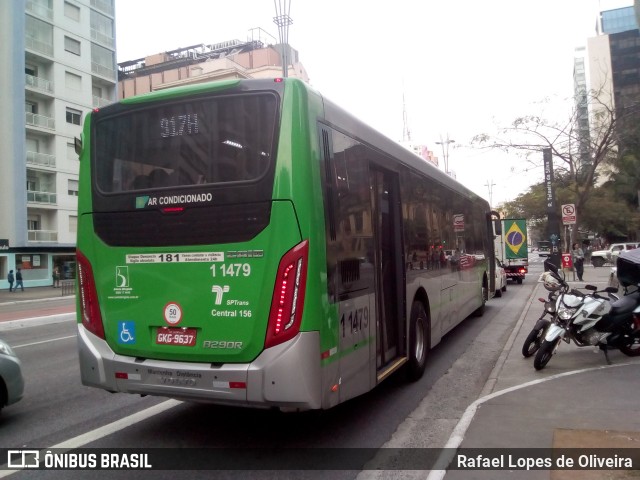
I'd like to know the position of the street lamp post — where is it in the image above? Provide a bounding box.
[273,0,293,78]
[436,134,455,175]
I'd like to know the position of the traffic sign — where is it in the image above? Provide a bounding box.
[453,214,465,232]
[562,204,576,225]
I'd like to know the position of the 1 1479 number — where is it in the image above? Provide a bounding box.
[340,306,369,337]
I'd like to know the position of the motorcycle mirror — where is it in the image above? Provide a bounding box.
[544,259,559,275]
[605,286,619,294]
[585,285,598,291]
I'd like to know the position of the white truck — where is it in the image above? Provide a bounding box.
[590,242,640,268]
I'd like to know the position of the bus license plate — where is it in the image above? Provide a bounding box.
[156,328,197,346]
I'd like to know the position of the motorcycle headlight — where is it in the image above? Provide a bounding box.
[558,306,577,320]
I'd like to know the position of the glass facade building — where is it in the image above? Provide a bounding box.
[601,7,638,35]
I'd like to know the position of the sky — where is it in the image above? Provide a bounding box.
[114,0,633,206]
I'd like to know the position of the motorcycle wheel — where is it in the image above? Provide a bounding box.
[534,338,560,370]
[522,327,544,358]
[619,336,640,357]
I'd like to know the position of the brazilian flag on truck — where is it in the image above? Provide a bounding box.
[504,219,528,259]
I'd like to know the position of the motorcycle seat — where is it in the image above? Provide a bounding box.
[609,291,640,316]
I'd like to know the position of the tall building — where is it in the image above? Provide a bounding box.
[0,0,117,288]
[585,6,640,115]
[597,6,640,114]
[573,47,591,168]
[576,4,640,174]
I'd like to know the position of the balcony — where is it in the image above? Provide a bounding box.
[91,62,116,80]
[90,0,114,17]
[28,230,58,242]
[26,151,56,168]
[25,112,55,130]
[27,190,57,204]
[92,95,113,108]
[26,0,53,20]
[25,36,53,57]
[25,74,54,95]
[91,28,115,48]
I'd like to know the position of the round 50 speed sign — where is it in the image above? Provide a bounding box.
[163,302,183,326]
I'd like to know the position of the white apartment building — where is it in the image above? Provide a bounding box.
[0,0,117,288]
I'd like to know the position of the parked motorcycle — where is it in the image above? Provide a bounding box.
[533,259,640,370]
[521,282,557,358]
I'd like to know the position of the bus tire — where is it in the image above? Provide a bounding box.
[473,276,488,317]
[406,300,429,381]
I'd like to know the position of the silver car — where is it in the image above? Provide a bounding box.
[0,339,24,413]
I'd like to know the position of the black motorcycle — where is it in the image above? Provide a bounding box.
[521,288,557,358]
[614,248,640,357]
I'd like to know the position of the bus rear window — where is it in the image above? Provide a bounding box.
[94,93,278,193]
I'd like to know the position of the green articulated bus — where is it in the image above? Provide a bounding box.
[76,78,495,411]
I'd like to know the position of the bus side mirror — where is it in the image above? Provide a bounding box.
[493,219,502,235]
[74,136,82,156]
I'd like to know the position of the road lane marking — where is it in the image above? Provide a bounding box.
[51,399,183,449]
[0,313,75,332]
[13,335,76,349]
[0,399,182,478]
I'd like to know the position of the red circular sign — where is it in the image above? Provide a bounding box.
[163,302,183,325]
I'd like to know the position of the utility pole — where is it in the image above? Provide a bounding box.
[436,134,455,175]
[402,87,411,142]
[485,180,496,207]
[273,0,293,78]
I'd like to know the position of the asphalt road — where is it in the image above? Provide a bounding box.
[0,267,542,480]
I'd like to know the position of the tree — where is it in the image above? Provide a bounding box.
[499,170,640,245]
[473,86,638,245]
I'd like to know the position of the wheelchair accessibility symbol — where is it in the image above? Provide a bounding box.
[118,321,136,344]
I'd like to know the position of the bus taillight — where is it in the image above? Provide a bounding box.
[265,240,309,349]
[76,250,105,339]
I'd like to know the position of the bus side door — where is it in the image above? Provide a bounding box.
[370,167,405,372]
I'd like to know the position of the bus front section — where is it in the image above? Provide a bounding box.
[76,79,324,410]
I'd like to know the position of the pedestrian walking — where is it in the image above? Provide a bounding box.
[572,243,585,281]
[7,269,14,292]
[15,268,24,292]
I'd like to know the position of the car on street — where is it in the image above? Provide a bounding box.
[494,259,507,297]
[0,338,24,414]
[590,243,640,268]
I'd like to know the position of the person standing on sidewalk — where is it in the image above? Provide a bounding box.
[7,270,14,292]
[572,243,585,281]
[52,266,60,288]
[15,268,24,292]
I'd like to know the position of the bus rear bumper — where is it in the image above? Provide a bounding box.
[77,325,323,410]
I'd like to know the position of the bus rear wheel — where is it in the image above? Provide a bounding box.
[406,301,429,381]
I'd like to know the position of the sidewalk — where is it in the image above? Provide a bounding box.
[0,283,75,304]
[444,264,640,479]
